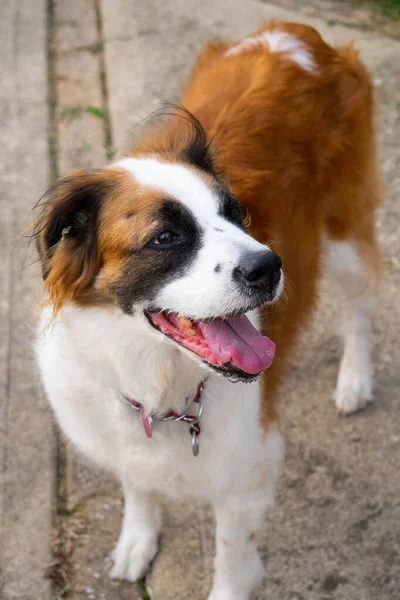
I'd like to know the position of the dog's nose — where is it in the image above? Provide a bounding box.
[234,250,282,291]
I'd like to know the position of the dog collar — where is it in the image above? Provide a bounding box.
[119,379,206,457]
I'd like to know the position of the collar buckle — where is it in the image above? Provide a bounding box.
[141,410,153,439]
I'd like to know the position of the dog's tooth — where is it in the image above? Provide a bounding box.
[188,328,197,336]
[177,316,192,328]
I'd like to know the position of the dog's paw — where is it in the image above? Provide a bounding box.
[208,588,249,600]
[110,533,158,582]
[335,366,373,415]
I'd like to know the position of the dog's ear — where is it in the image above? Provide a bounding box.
[36,170,117,313]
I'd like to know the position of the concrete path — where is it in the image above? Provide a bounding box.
[0,1,53,599]
[1,1,399,599]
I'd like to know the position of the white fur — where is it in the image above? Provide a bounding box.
[110,488,162,581]
[326,240,376,414]
[36,157,285,598]
[224,30,317,73]
[114,158,218,221]
[326,239,362,279]
[36,304,284,597]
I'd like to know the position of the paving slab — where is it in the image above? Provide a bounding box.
[54,0,106,174]
[100,1,400,599]
[0,1,53,599]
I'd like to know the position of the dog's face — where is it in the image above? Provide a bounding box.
[37,124,283,380]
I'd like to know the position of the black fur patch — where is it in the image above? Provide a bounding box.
[144,104,217,177]
[177,109,216,176]
[114,199,203,313]
[44,181,99,248]
[218,189,245,229]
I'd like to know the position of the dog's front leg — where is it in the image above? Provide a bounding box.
[208,501,266,600]
[110,485,162,582]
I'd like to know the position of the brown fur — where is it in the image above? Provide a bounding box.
[38,167,186,313]
[38,169,120,313]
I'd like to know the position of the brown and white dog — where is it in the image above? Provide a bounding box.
[35,21,382,600]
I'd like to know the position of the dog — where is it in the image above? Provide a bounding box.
[35,21,382,600]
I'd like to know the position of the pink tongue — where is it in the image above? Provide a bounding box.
[198,315,276,375]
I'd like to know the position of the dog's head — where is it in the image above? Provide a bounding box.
[36,112,283,381]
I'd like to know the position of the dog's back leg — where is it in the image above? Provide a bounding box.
[323,43,384,415]
[326,219,383,414]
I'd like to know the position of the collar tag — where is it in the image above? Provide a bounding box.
[141,409,153,438]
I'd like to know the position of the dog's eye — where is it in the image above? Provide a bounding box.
[153,230,179,245]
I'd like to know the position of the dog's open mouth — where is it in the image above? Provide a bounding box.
[146,310,276,377]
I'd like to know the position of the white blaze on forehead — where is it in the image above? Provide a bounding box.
[114,156,269,252]
[114,157,218,223]
[225,30,317,74]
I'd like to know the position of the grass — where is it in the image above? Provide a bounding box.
[139,579,151,600]
[370,0,400,18]
[105,145,118,160]
[58,105,107,122]
[85,105,106,119]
